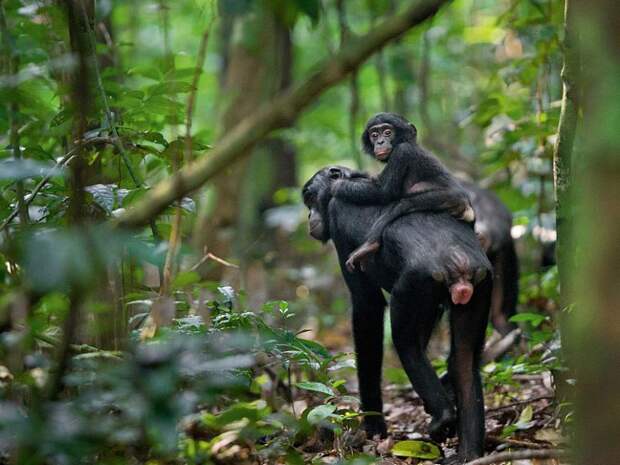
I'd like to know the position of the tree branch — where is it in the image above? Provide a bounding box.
[481,328,522,364]
[463,449,570,465]
[114,0,452,228]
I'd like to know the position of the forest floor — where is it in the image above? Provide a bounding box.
[299,323,569,465]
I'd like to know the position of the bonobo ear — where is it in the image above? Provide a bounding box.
[328,167,343,179]
[409,123,418,138]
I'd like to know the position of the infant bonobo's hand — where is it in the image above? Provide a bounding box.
[448,198,475,223]
[459,204,476,223]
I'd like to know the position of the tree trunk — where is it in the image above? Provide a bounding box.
[563,1,620,464]
[552,0,578,307]
[194,10,294,279]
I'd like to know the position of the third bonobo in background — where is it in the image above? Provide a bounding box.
[332,112,476,304]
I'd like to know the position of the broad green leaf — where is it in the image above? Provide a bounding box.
[391,440,441,460]
[510,312,547,327]
[85,184,116,213]
[306,404,336,425]
[296,381,334,396]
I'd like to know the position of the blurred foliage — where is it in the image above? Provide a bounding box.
[0,0,567,463]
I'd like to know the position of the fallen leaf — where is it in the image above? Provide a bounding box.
[392,439,442,460]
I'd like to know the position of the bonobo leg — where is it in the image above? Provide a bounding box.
[345,241,379,272]
[346,203,404,271]
[390,276,456,442]
[345,274,388,437]
[447,276,492,463]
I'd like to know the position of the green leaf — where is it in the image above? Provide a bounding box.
[515,405,536,430]
[391,440,442,460]
[510,312,547,327]
[85,184,116,213]
[296,381,334,396]
[141,131,168,146]
[306,404,336,425]
[210,401,270,428]
[147,81,193,96]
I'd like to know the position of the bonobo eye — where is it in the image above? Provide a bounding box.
[384,129,392,136]
[328,167,342,179]
[370,131,379,138]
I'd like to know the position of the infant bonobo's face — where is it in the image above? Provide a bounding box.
[368,123,394,160]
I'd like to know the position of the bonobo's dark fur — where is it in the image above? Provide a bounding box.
[463,181,519,336]
[303,166,492,463]
[333,113,474,272]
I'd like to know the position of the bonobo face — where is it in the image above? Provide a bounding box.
[361,113,417,161]
[302,166,350,242]
[368,123,395,160]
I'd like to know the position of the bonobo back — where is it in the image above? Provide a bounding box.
[379,212,491,294]
[329,197,490,294]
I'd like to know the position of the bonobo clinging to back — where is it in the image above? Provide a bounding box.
[332,112,475,275]
[303,166,492,463]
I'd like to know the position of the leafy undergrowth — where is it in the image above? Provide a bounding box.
[0,286,570,464]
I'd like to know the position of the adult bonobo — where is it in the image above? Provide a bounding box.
[303,166,493,463]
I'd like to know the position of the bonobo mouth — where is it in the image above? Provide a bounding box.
[308,221,323,240]
[375,149,391,160]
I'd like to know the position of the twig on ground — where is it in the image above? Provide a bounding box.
[190,251,239,271]
[463,449,570,465]
[486,435,548,449]
[482,328,522,363]
[487,395,555,413]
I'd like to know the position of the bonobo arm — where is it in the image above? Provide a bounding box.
[333,145,411,205]
[363,185,473,244]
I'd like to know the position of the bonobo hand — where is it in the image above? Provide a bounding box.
[447,199,475,224]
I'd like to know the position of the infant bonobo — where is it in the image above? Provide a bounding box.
[332,113,475,272]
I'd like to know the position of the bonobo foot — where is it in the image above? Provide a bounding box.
[362,416,388,439]
[428,409,457,443]
[345,241,380,272]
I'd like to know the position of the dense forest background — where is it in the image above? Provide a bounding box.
[0,0,618,464]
